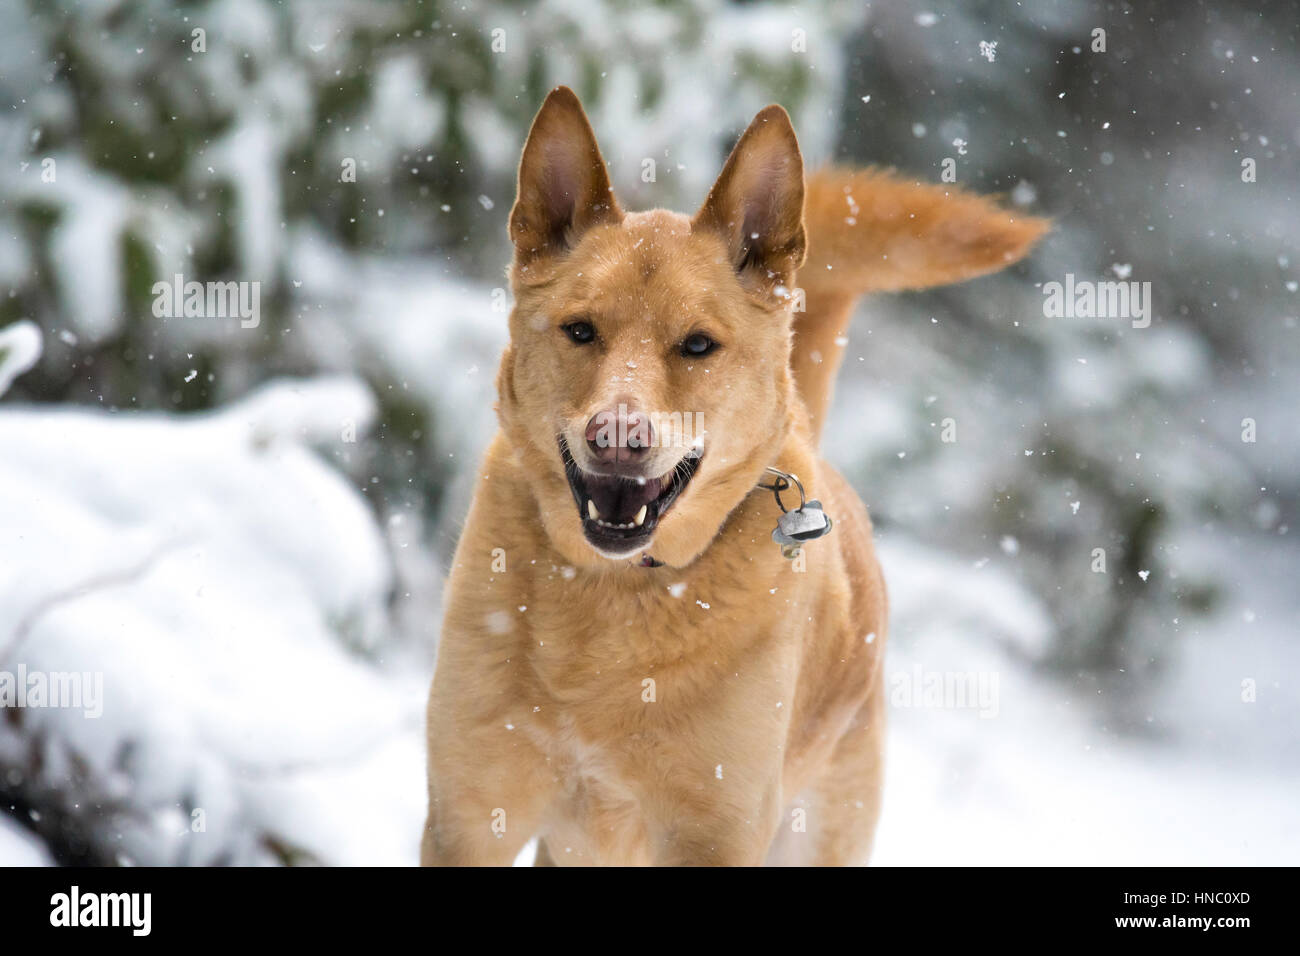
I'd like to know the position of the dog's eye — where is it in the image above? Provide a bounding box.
[681,333,717,357]
[562,321,596,345]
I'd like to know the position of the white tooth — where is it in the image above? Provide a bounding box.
[587,500,600,520]
[634,504,648,527]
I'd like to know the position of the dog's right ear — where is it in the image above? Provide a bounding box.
[509,86,622,264]
[693,105,806,292]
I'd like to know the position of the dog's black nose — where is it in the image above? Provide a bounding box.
[585,404,654,464]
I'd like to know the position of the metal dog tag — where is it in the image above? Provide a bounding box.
[771,500,833,559]
[761,467,834,560]
[776,500,831,541]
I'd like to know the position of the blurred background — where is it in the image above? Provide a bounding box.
[0,0,1295,865]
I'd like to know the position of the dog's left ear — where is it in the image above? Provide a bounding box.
[694,105,806,290]
[509,86,622,264]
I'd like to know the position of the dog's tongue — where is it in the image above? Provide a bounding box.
[587,474,663,522]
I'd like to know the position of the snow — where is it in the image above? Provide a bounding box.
[873,537,1300,865]
[0,321,42,396]
[1,358,428,865]
[0,813,52,865]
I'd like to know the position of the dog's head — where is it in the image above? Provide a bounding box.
[497,87,805,568]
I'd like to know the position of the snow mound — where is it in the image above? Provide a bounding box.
[0,813,52,865]
[0,320,42,397]
[0,377,426,865]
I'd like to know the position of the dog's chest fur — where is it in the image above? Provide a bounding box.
[503,527,818,861]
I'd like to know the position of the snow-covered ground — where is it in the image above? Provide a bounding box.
[873,539,1300,865]
[0,334,429,864]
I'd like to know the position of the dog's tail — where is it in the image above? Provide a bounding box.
[793,167,1050,441]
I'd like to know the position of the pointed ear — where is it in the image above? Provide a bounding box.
[508,86,622,263]
[693,105,806,290]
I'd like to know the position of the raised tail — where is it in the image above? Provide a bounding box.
[793,167,1050,441]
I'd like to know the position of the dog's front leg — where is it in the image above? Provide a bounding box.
[421,636,555,866]
[420,730,554,867]
[420,792,540,867]
[653,780,783,867]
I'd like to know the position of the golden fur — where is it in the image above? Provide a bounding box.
[421,87,1047,866]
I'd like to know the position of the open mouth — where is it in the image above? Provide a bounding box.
[559,437,702,555]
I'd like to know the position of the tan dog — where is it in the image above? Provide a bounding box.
[422,87,1046,866]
